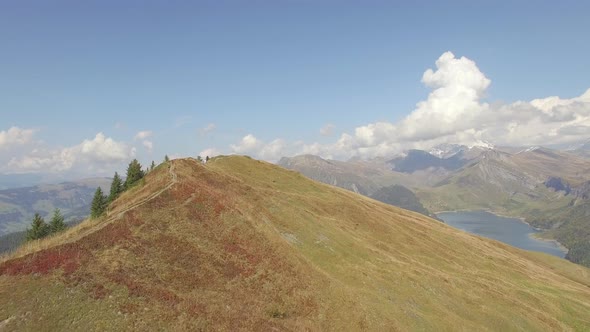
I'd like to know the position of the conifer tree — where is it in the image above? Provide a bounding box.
[150,160,156,171]
[108,172,123,203]
[164,155,170,162]
[49,208,66,233]
[90,187,107,218]
[124,159,144,189]
[26,213,50,241]
[205,156,209,162]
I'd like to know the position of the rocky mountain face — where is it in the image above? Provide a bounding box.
[389,149,467,173]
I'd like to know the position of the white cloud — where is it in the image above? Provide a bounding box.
[398,51,491,141]
[0,127,36,149]
[134,130,153,140]
[79,133,132,161]
[220,51,590,161]
[142,140,153,152]
[320,123,335,136]
[4,133,135,174]
[133,131,154,152]
[258,139,287,161]
[230,134,263,154]
[315,52,590,158]
[199,123,216,136]
[228,135,288,162]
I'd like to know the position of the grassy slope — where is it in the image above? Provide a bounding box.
[0,157,589,330]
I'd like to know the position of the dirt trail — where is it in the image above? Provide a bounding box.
[109,161,178,220]
[4,162,179,260]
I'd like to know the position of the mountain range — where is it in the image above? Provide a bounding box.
[279,143,590,267]
[1,156,590,330]
[0,178,112,237]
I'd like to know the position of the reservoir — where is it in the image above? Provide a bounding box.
[437,211,567,258]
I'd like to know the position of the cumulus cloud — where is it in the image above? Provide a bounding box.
[315,52,590,158]
[320,123,335,136]
[0,127,36,149]
[230,134,263,154]
[229,135,289,162]
[398,51,491,141]
[4,133,135,174]
[219,51,590,161]
[133,131,153,153]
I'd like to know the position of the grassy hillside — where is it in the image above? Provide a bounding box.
[278,155,437,217]
[369,185,434,218]
[1,156,590,330]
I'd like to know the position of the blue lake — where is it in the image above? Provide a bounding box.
[437,211,567,258]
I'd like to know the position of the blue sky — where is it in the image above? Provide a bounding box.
[1,1,590,177]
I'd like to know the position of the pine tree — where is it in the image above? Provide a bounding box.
[26,213,50,241]
[124,159,144,189]
[90,187,107,218]
[164,155,170,162]
[108,172,123,203]
[205,156,210,162]
[49,208,66,233]
[150,160,156,171]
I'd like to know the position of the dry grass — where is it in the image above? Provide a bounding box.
[1,156,590,331]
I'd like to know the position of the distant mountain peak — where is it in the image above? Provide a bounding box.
[468,140,495,150]
[428,141,494,159]
[428,143,465,159]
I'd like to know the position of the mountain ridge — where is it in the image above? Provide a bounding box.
[2,156,590,330]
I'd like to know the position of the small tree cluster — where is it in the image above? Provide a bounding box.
[108,172,123,203]
[26,209,67,241]
[91,159,150,218]
[50,208,67,233]
[91,187,107,218]
[124,159,145,189]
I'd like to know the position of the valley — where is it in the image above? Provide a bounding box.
[0,178,112,236]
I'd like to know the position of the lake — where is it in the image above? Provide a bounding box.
[437,210,567,258]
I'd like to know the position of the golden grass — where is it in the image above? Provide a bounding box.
[1,156,590,330]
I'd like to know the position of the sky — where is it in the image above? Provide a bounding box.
[1,1,590,179]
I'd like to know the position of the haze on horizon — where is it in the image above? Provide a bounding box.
[2,1,589,179]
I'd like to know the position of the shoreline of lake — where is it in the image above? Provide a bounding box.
[436,210,567,258]
[529,233,569,254]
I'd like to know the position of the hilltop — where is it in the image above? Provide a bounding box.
[1,156,590,330]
